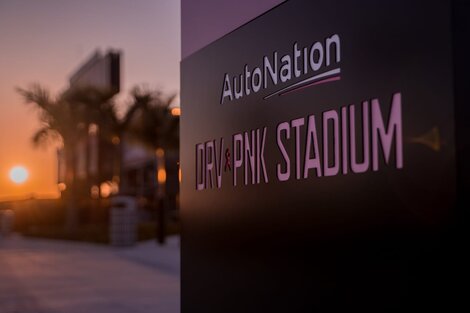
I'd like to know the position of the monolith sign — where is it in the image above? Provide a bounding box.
[181,1,468,311]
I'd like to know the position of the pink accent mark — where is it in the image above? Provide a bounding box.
[279,76,341,97]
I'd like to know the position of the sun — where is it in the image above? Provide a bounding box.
[9,166,29,184]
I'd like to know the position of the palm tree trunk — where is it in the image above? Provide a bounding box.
[156,197,166,245]
[118,132,125,194]
[64,142,78,234]
[155,147,166,245]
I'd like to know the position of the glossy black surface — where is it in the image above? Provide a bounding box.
[181,1,465,311]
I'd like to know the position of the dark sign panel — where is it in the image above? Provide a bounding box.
[181,0,465,311]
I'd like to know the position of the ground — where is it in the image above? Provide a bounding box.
[0,234,180,313]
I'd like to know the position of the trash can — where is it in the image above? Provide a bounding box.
[0,210,14,237]
[110,196,137,246]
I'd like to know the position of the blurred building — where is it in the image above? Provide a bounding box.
[56,50,120,202]
[57,50,179,211]
[120,139,179,210]
[69,50,120,93]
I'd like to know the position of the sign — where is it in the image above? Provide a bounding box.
[181,0,466,311]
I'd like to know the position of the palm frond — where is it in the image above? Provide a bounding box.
[31,126,61,148]
[16,84,53,112]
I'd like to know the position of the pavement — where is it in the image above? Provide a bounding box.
[0,234,180,313]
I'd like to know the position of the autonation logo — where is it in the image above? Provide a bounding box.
[220,34,341,104]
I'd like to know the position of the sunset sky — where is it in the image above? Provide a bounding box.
[0,0,180,199]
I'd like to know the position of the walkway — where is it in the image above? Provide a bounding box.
[0,235,180,313]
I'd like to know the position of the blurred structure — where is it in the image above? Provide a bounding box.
[120,89,180,244]
[56,50,179,232]
[69,50,120,93]
[109,196,137,246]
[56,50,121,204]
[15,49,179,243]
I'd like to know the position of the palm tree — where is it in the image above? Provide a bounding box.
[17,84,117,232]
[18,84,178,240]
[126,88,179,244]
[18,85,87,232]
[111,87,158,190]
[129,88,179,151]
